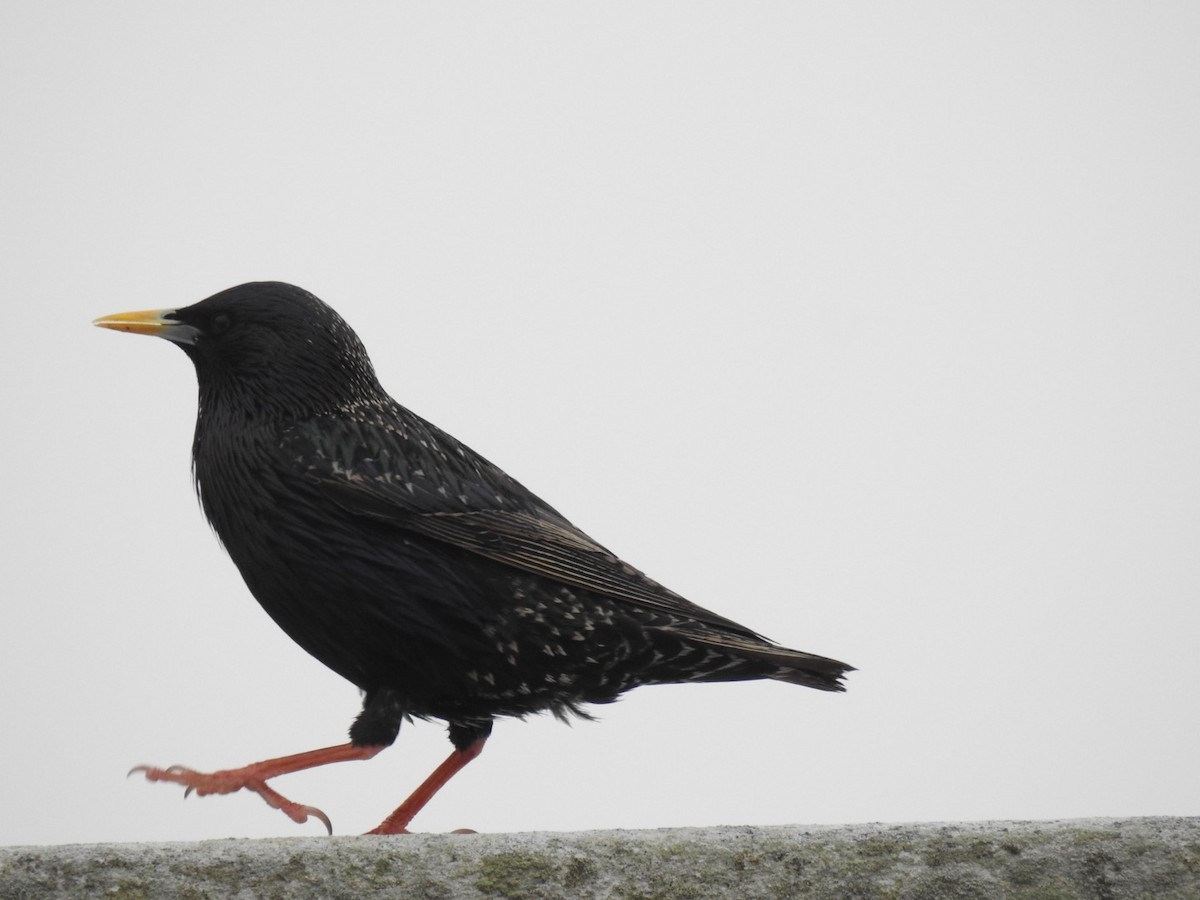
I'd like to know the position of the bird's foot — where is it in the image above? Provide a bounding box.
[129,764,332,834]
[363,823,411,835]
[361,825,476,835]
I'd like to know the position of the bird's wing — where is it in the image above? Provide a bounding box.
[279,414,763,637]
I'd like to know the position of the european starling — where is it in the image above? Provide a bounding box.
[94,282,852,834]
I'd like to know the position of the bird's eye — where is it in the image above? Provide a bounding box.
[210,314,232,335]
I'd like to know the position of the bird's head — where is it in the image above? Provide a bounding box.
[94,282,386,420]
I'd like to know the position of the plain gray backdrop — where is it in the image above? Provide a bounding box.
[2,3,1198,845]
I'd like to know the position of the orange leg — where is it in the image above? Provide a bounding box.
[365,736,488,835]
[131,742,385,834]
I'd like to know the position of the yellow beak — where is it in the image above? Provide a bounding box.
[93,308,174,336]
[93,308,199,344]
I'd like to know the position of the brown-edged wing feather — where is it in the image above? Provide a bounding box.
[309,475,765,638]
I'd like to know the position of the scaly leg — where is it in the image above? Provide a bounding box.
[365,736,488,835]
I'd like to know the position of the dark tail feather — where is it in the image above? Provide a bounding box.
[728,639,853,692]
[657,625,854,692]
[766,650,854,692]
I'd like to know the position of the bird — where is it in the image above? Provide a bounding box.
[94,281,852,835]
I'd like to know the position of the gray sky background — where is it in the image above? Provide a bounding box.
[2,3,1198,846]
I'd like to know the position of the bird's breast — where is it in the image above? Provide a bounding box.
[190,421,497,692]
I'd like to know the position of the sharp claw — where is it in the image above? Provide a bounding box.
[310,807,333,835]
[184,786,194,799]
[127,765,148,778]
[240,779,333,834]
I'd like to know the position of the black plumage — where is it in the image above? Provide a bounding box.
[95,281,852,834]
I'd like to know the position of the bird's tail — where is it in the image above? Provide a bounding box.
[653,624,853,692]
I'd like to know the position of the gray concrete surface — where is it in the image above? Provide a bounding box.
[2,818,1197,899]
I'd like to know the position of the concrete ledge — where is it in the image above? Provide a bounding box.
[2,818,1198,899]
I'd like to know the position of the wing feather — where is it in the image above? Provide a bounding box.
[311,476,762,637]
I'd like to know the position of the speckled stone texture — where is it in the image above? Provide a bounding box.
[2,818,1198,899]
